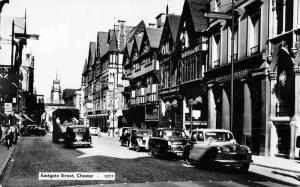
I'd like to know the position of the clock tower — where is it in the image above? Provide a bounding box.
[50,73,62,104]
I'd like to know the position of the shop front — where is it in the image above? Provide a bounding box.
[205,55,267,155]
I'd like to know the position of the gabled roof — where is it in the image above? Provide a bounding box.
[145,28,163,49]
[186,0,209,32]
[108,29,118,52]
[88,42,96,70]
[97,31,109,59]
[82,59,88,75]
[168,14,181,42]
[127,20,146,43]
[127,41,133,56]
[134,34,144,51]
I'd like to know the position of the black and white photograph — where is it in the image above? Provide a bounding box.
[0,0,300,186]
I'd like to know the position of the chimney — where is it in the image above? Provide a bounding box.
[114,24,119,30]
[148,23,156,28]
[118,20,126,50]
[156,13,166,28]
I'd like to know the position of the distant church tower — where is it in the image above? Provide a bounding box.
[50,72,62,104]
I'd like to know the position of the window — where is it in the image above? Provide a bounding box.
[276,0,283,34]
[212,33,220,67]
[228,25,238,63]
[249,12,260,55]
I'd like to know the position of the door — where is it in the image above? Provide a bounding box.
[190,131,207,161]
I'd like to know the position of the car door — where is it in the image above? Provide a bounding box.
[190,131,207,161]
[149,130,159,153]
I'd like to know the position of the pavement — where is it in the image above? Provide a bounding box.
[0,140,17,176]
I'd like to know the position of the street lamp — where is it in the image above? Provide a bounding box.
[205,0,235,131]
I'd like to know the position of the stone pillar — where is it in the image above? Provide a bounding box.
[282,0,286,32]
[221,85,230,130]
[208,84,216,129]
[268,72,278,157]
[242,80,252,146]
[292,67,300,159]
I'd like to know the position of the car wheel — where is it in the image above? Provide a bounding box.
[149,148,155,156]
[240,163,250,172]
[135,146,140,152]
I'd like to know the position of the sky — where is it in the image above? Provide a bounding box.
[0,0,184,102]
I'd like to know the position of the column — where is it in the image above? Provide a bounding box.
[242,80,252,146]
[207,84,216,129]
[268,72,278,157]
[272,0,277,37]
[221,85,230,130]
[291,67,300,159]
[282,0,286,32]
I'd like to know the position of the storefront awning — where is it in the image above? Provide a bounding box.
[22,114,34,122]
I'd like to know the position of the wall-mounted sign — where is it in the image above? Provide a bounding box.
[215,69,251,82]
[181,45,202,58]
[4,103,12,115]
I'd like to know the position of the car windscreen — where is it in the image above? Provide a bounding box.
[72,128,87,133]
[136,130,151,136]
[205,131,234,142]
[163,130,186,138]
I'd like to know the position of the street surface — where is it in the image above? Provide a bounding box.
[0,134,300,187]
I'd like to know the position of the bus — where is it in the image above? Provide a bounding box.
[52,108,80,143]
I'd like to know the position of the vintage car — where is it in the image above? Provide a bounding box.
[89,127,99,136]
[64,125,92,148]
[148,128,188,158]
[129,129,152,151]
[184,129,252,172]
[21,125,46,136]
[119,127,136,146]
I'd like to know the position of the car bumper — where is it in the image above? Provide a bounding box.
[71,141,92,147]
[167,150,184,157]
[214,159,252,165]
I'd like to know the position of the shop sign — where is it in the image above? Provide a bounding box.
[181,45,201,58]
[215,69,251,82]
[4,103,12,115]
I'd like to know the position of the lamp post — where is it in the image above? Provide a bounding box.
[205,0,235,131]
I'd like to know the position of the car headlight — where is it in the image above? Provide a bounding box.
[168,141,172,146]
[246,146,252,154]
[217,147,222,153]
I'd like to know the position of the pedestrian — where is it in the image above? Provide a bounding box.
[97,127,101,136]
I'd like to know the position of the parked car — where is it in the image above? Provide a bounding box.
[119,127,136,146]
[21,125,46,136]
[148,128,188,158]
[129,129,152,151]
[89,127,99,136]
[64,125,92,148]
[184,129,252,172]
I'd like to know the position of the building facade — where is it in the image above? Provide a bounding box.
[267,0,300,159]
[205,0,270,156]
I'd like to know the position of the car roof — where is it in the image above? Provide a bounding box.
[192,128,232,133]
[157,128,183,131]
[68,125,89,128]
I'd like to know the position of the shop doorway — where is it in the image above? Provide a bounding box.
[275,123,291,157]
